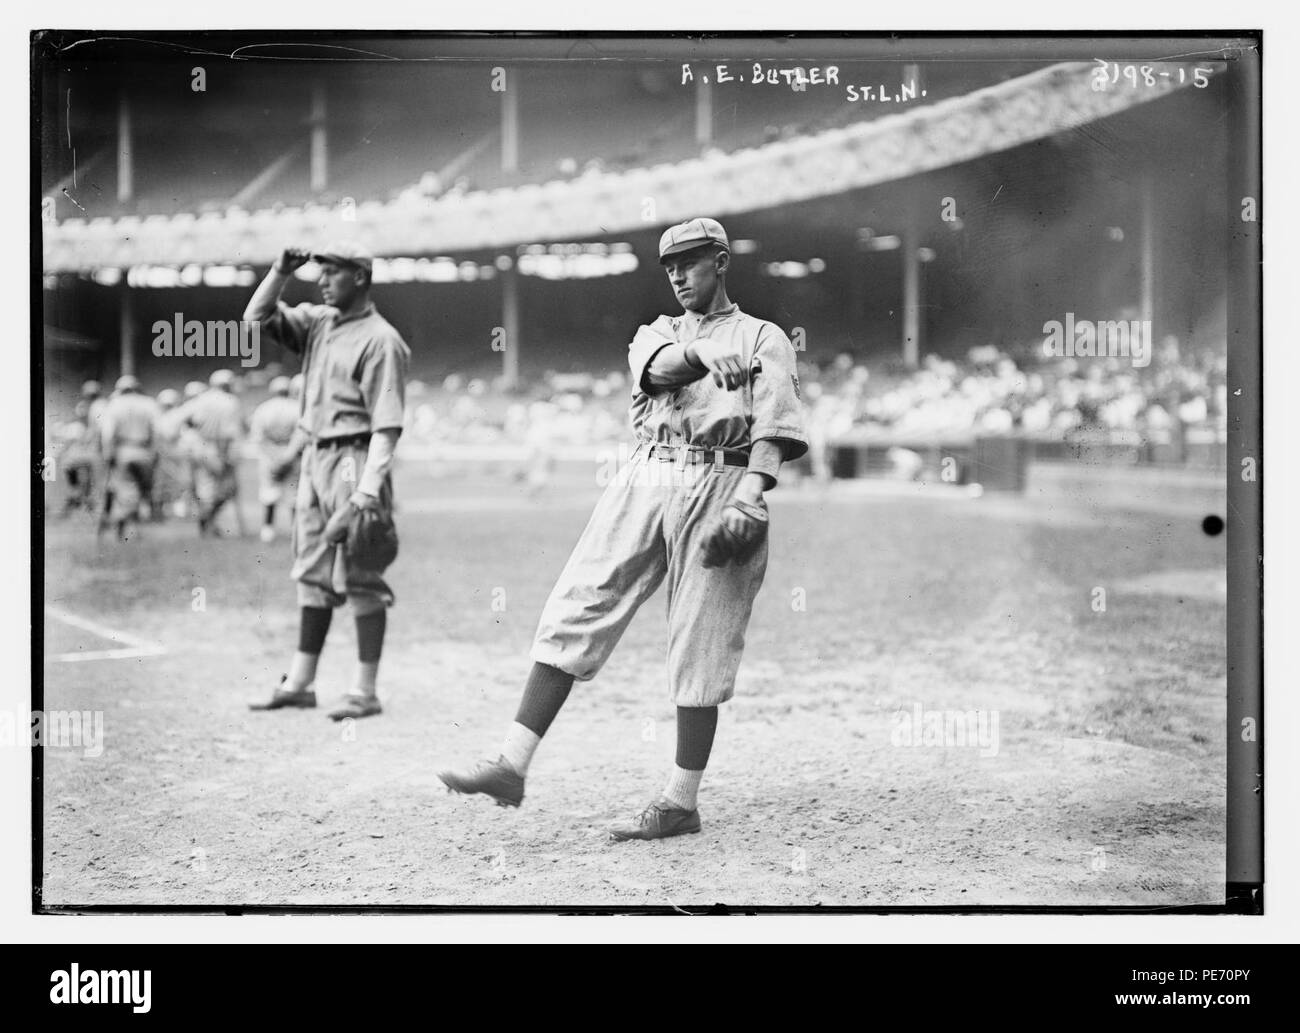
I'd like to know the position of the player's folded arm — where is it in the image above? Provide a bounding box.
[628,319,705,396]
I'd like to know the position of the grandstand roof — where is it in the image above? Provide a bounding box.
[41,59,1197,273]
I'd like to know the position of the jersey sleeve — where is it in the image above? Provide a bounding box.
[259,301,327,355]
[750,323,810,461]
[627,316,678,394]
[359,334,409,434]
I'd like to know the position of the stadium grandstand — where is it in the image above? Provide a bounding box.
[39,36,1230,487]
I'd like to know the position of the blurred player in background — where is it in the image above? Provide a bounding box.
[55,381,103,516]
[170,380,207,518]
[183,369,247,537]
[521,398,559,499]
[245,242,410,721]
[250,374,306,543]
[151,387,185,519]
[98,375,161,541]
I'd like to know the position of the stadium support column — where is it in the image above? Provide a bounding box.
[116,90,132,204]
[502,259,520,389]
[119,280,135,377]
[902,220,921,368]
[501,72,519,174]
[695,75,712,147]
[310,81,328,193]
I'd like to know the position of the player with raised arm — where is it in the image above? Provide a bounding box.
[244,243,410,722]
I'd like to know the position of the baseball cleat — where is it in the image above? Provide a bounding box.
[608,798,702,842]
[248,676,317,711]
[326,694,383,721]
[438,756,525,808]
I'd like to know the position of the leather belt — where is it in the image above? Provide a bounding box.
[645,442,749,469]
[311,433,371,449]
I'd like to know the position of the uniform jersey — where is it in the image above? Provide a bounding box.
[182,389,244,445]
[260,301,410,440]
[250,395,301,448]
[626,304,809,462]
[529,302,808,708]
[258,299,409,616]
[100,393,160,452]
[84,397,108,454]
[155,407,186,447]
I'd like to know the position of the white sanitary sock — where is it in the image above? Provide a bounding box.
[500,722,542,776]
[286,651,319,692]
[662,766,704,811]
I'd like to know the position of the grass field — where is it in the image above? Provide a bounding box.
[38,460,1227,909]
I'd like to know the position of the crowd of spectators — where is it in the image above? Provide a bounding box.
[799,337,1227,449]
[50,335,1228,472]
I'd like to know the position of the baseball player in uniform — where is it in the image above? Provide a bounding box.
[151,387,185,519]
[98,375,161,540]
[171,380,208,518]
[244,242,410,722]
[182,369,247,536]
[75,380,111,521]
[250,375,305,543]
[440,217,808,840]
[56,382,103,516]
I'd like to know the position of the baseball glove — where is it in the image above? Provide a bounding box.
[346,504,399,572]
[269,448,299,480]
[700,497,768,568]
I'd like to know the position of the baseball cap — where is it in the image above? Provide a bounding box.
[183,380,205,400]
[81,379,102,398]
[311,241,374,274]
[658,217,729,263]
[157,388,180,408]
[209,369,235,390]
[114,374,141,394]
[269,375,292,396]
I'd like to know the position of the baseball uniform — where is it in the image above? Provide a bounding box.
[438,216,807,839]
[57,404,96,514]
[153,403,189,515]
[100,390,161,524]
[531,304,808,706]
[182,386,244,523]
[259,300,410,615]
[250,392,302,508]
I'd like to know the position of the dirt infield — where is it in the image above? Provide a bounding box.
[39,467,1227,909]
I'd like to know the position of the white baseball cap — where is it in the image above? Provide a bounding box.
[658,217,729,263]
